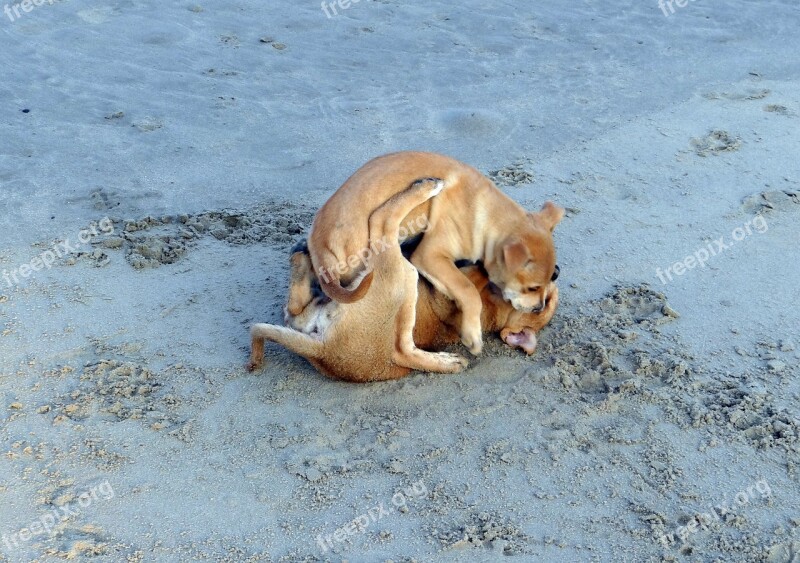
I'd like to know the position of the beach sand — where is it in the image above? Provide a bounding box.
[1,0,799,560]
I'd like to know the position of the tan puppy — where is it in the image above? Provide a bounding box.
[413,268,559,357]
[250,178,470,381]
[247,253,558,383]
[303,151,564,356]
[247,181,560,382]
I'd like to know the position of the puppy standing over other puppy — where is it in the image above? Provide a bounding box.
[246,186,560,381]
[303,151,564,356]
[249,178,471,381]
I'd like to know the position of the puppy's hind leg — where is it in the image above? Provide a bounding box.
[369,178,466,374]
[248,331,266,372]
[246,323,324,371]
[367,177,445,245]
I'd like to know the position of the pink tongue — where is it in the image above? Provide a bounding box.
[503,328,538,354]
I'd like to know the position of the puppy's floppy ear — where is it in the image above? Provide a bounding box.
[534,201,565,232]
[503,239,529,272]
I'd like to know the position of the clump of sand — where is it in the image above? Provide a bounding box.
[64,201,313,270]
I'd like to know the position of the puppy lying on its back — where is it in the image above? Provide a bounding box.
[247,181,559,382]
[302,151,564,356]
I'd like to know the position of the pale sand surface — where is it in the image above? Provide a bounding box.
[1,1,799,561]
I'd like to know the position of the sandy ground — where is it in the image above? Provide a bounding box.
[1,0,800,561]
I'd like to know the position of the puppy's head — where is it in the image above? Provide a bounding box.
[489,201,563,313]
[499,281,559,354]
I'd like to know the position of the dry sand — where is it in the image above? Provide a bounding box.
[1,0,799,561]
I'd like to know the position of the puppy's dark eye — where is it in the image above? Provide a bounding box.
[527,286,540,293]
[551,265,560,281]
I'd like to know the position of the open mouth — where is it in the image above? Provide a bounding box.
[502,328,538,354]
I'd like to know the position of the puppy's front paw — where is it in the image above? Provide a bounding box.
[460,324,483,356]
[245,360,262,372]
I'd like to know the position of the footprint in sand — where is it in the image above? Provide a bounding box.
[763,104,795,117]
[89,188,121,211]
[488,162,534,187]
[741,189,800,214]
[132,117,164,132]
[703,88,770,101]
[690,129,742,157]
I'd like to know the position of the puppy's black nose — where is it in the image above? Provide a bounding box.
[551,264,560,281]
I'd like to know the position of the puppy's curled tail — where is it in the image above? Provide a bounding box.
[317,270,375,304]
[246,323,324,371]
